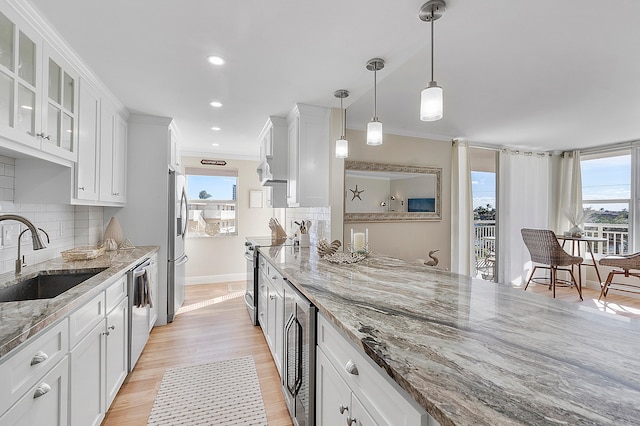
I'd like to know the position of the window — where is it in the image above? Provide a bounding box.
[185,167,237,237]
[581,151,631,254]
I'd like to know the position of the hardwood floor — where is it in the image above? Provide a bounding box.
[102,282,293,426]
[519,281,640,319]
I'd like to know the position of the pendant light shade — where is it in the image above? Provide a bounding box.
[419,0,446,122]
[334,89,350,158]
[420,82,443,121]
[366,120,383,146]
[366,58,385,146]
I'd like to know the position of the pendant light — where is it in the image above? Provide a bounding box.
[419,0,446,122]
[334,89,349,158]
[366,58,385,146]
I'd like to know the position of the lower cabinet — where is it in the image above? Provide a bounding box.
[317,349,378,426]
[70,318,106,426]
[68,276,129,425]
[0,357,69,425]
[148,252,159,331]
[258,256,284,377]
[317,313,438,426]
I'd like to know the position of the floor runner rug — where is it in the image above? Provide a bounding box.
[147,356,268,425]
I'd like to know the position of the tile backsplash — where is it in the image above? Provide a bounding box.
[0,155,103,274]
[285,206,331,245]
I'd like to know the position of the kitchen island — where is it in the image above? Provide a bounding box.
[259,245,640,426]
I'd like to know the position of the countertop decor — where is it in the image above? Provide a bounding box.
[258,246,640,426]
[0,246,159,358]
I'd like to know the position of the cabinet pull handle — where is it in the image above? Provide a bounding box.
[269,295,275,300]
[44,135,51,141]
[339,404,349,414]
[78,187,85,191]
[272,275,277,280]
[30,351,49,366]
[345,359,359,375]
[346,417,357,426]
[36,132,46,139]
[108,325,115,331]
[33,383,51,399]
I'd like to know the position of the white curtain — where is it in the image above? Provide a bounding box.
[451,140,474,276]
[551,151,583,233]
[498,149,551,285]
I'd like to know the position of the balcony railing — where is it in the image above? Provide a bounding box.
[473,222,629,272]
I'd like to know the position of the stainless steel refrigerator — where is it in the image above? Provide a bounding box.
[168,170,188,322]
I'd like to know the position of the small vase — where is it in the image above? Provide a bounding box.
[569,225,583,237]
[104,217,125,246]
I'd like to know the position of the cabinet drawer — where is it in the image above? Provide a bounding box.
[0,319,68,414]
[69,292,105,349]
[262,260,284,294]
[105,275,126,313]
[317,313,430,426]
[0,356,69,425]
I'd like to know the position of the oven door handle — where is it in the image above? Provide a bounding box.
[244,252,254,262]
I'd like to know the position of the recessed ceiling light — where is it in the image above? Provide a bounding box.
[210,101,223,108]
[212,143,219,147]
[211,127,221,131]
[21,105,33,110]
[207,56,225,65]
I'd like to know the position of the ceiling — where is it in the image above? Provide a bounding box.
[27,0,640,159]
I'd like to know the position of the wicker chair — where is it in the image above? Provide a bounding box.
[521,228,584,300]
[598,253,640,300]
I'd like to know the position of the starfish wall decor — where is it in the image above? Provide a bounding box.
[350,185,364,201]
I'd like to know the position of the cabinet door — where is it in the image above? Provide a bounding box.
[99,99,126,203]
[257,273,268,331]
[316,349,352,426]
[0,7,42,150]
[286,116,299,207]
[70,319,106,426]
[41,43,78,162]
[273,288,284,377]
[351,393,380,426]
[105,297,128,409]
[0,357,69,426]
[76,78,100,201]
[266,281,277,354]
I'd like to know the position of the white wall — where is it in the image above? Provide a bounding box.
[342,130,452,269]
[0,155,103,274]
[182,157,276,284]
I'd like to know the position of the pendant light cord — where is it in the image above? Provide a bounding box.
[340,96,345,138]
[431,7,435,82]
[374,66,378,119]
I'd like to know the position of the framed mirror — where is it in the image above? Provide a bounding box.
[344,160,441,222]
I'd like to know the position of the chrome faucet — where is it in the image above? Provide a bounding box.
[0,214,48,274]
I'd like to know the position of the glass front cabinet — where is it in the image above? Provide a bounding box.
[0,7,78,162]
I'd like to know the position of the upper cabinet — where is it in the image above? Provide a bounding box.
[287,104,330,207]
[99,97,127,204]
[0,5,78,163]
[256,116,287,184]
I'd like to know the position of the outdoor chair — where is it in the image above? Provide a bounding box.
[521,228,584,300]
[598,253,640,300]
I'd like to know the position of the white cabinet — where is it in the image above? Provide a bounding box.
[76,78,101,201]
[100,98,127,204]
[0,357,69,426]
[286,104,330,207]
[317,349,379,426]
[69,274,130,425]
[317,313,438,426]
[257,255,285,376]
[257,116,288,183]
[105,297,128,408]
[0,3,78,163]
[70,319,106,426]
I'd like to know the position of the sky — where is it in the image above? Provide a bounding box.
[186,175,236,200]
[471,153,631,212]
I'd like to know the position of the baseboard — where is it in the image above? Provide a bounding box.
[186,273,246,285]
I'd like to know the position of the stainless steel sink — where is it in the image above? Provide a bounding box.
[0,268,108,302]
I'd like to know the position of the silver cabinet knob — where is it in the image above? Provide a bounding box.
[31,350,49,366]
[78,187,85,191]
[269,295,275,300]
[36,132,46,138]
[345,359,359,375]
[108,325,115,331]
[346,417,357,426]
[339,404,349,414]
[33,383,51,399]
[44,134,51,140]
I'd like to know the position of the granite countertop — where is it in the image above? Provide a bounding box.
[258,245,640,426]
[0,246,159,358]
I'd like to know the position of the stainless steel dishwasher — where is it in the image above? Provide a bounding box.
[127,258,151,372]
[282,278,317,426]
